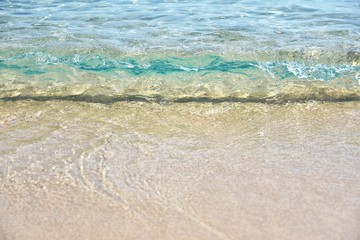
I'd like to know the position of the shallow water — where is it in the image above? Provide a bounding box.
[1,0,360,239]
[0,0,359,102]
[1,101,360,240]
[1,0,359,51]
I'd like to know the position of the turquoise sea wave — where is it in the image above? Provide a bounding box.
[0,52,359,103]
[1,52,358,78]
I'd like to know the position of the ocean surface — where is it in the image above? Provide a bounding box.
[0,0,359,102]
[1,1,360,240]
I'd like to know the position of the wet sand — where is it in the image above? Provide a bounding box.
[0,101,360,240]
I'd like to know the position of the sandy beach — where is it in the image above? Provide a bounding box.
[1,100,359,240]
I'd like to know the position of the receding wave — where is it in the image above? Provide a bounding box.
[0,52,359,103]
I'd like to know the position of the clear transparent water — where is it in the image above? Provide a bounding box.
[1,101,360,240]
[0,0,359,102]
[1,2,360,239]
[1,0,359,51]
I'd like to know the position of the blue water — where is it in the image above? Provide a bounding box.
[0,0,359,102]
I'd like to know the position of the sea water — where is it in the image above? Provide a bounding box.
[0,0,359,102]
[0,1,360,240]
